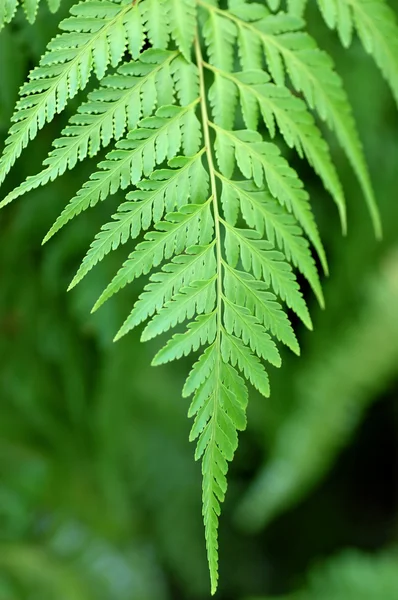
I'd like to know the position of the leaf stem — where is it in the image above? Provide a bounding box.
[194,32,223,596]
[195,35,223,341]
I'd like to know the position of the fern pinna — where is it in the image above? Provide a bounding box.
[0,0,60,28]
[1,0,398,592]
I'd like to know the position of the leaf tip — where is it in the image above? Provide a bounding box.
[90,299,101,314]
[42,231,52,245]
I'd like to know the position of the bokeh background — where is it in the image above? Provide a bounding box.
[0,2,397,598]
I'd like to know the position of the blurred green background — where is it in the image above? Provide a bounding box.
[0,2,397,598]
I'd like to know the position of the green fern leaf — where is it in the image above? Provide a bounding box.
[317,0,398,105]
[0,0,18,28]
[256,12,381,236]
[220,178,323,305]
[205,66,344,245]
[223,221,312,329]
[203,9,238,129]
[115,243,216,341]
[232,2,266,71]
[23,0,40,22]
[153,312,218,364]
[43,102,200,243]
[142,277,216,341]
[223,264,300,355]
[1,0,395,593]
[266,0,281,11]
[171,54,201,105]
[182,344,214,397]
[69,152,207,288]
[187,344,248,593]
[221,331,270,397]
[48,0,61,10]
[199,1,381,236]
[140,0,169,49]
[167,0,196,61]
[213,125,327,274]
[223,298,281,366]
[93,200,213,311]
[0,0,143,186]
[0,0,61,28]
[0,49,179,208]
[287,0,307,17]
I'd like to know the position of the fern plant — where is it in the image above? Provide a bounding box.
[0,0,62,29]
[1,0,398,593]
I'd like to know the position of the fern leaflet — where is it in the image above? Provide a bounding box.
[0,0,143,186]
[313,0,398,106]
[0,0,61,28]
[199,0,381,236]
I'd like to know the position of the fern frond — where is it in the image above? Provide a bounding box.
[140,0,169,49]
[0,0,61,29]
[153,312,218,364]
[0,49,179,208]
[223,221,312,328]
[228,1,268,71]
[203,8,238,129]
[255,15,378,237]
[167,0,196,61]
[287,0,307,17]
[171,54,201,105]
[115,243,215,341]
[220,177,323,305]
[223,264,300,355]
[44,102,201,243]
[316,0,398,105]
[139,0,198,59]
[93,199,213,311]
[221,331,271,398]
[23,0,41,23]
[203,6,237,129]
[205,65,344,244]
[69,152,207,288]
[199,0,381,236]
[186,345,249,593]
[213,124,327,276]
[0,0,18,27]
[142,277,216,341]
[0,0,143,186]
[203,6,236,71]
[0,0,395,593]
[223,298,281,366]
[90,33,311,591]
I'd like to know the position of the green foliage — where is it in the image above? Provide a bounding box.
[250,549,398,600]
[0,0,62,29]
[301,550,398,600]
[1,0,398,593]
[0,525,168,599]
[315,0,398,106]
